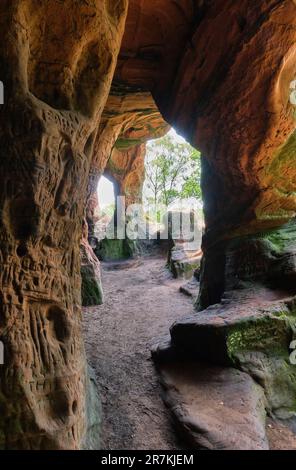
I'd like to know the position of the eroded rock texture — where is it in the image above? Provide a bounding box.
[81,220,103,307]
[0,0,128,449]
[118,0,296,450]
[105,143,146,207]
[1,0,296,451]
[82,83,169,266]
[86,83,169,239]
[157,362,268,450]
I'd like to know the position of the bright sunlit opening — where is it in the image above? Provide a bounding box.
[168,127,187,144]
[98,176,115,208]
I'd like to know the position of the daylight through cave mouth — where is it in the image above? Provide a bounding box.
[1,0,296,454]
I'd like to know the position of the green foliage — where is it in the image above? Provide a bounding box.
[145,132,201,206]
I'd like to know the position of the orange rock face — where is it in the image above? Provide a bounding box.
[0,0,128,449]
[106,144,146,207]
[85,82,169,238]
[1,0,296,450]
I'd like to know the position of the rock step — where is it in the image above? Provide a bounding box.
[152,293,296,449]
[158,361,269,450]
[169,295,296,365]
[179,277,199,298]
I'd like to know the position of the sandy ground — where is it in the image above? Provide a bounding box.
[82,255,195,450]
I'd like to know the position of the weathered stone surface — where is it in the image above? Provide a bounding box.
[96,238,140,262]
[82,365,101,450]
[119,0,296,237]
[179,277,200,300]
[169,245,202,281]
[2,0,296,451]
[105,143,146,207]
[118,1,296,318]
[86,84,169,242]
[0,0,128,450]
[158,361,268,450]
[98,83,169,168]
[116,0,197,107]
[198,220,296,310]
[170,294,296,422]
[266,418,296,450]
[81,220,103,307]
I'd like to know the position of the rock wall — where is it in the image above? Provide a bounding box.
[0,0,128,449]
[105,143,146,207]
[81,219,103,307]
[86,83,169,239]
[82,83,169,268]
[117,0,296,306]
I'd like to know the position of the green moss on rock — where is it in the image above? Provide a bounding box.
[114,138,142,150]
[81,266,103,307]
[226,308,296,420]
[96,238,139,261]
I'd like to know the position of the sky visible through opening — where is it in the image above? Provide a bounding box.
[98,176,115,208]
[97,129,186,208]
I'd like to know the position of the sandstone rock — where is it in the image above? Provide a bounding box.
[82,366,101,450]
[86,84,169,242]
[179,277,200,299]
[198,220,296,310]
[0,0,128,449]
[169,245,202,281]
[170,294,296,422]
[105,143,146,208]
[96,238,139,262]
[158,361,268,450]
[81,219,103,307]
[117,1,296,320]
[2,0,296,451]
[166,210,202,280]
[266,418,296,450]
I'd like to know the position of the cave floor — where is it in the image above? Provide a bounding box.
[83,254,195,450]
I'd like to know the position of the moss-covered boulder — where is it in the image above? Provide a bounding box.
[170,294,296,421]
[96,238,140,262]
[198,220,296,311]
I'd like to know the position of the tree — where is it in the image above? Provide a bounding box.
[144,132,201,207]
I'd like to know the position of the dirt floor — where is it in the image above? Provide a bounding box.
[83,254,195,450]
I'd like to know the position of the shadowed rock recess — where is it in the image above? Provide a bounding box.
[0,0,296,450]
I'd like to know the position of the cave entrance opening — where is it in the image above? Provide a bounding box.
[94,173,120,248]
[98,175,116,210]
[142,128,204,280]
[83,128,204,449]
[93,127,203,271]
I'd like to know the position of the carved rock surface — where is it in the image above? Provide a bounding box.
[117,0,296,238]
[0,0,128,450]
[1,0,296,451]
[81,221,103,307]
[105,143,146,207]
[158,361,268,450]
[86,84,169,241]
